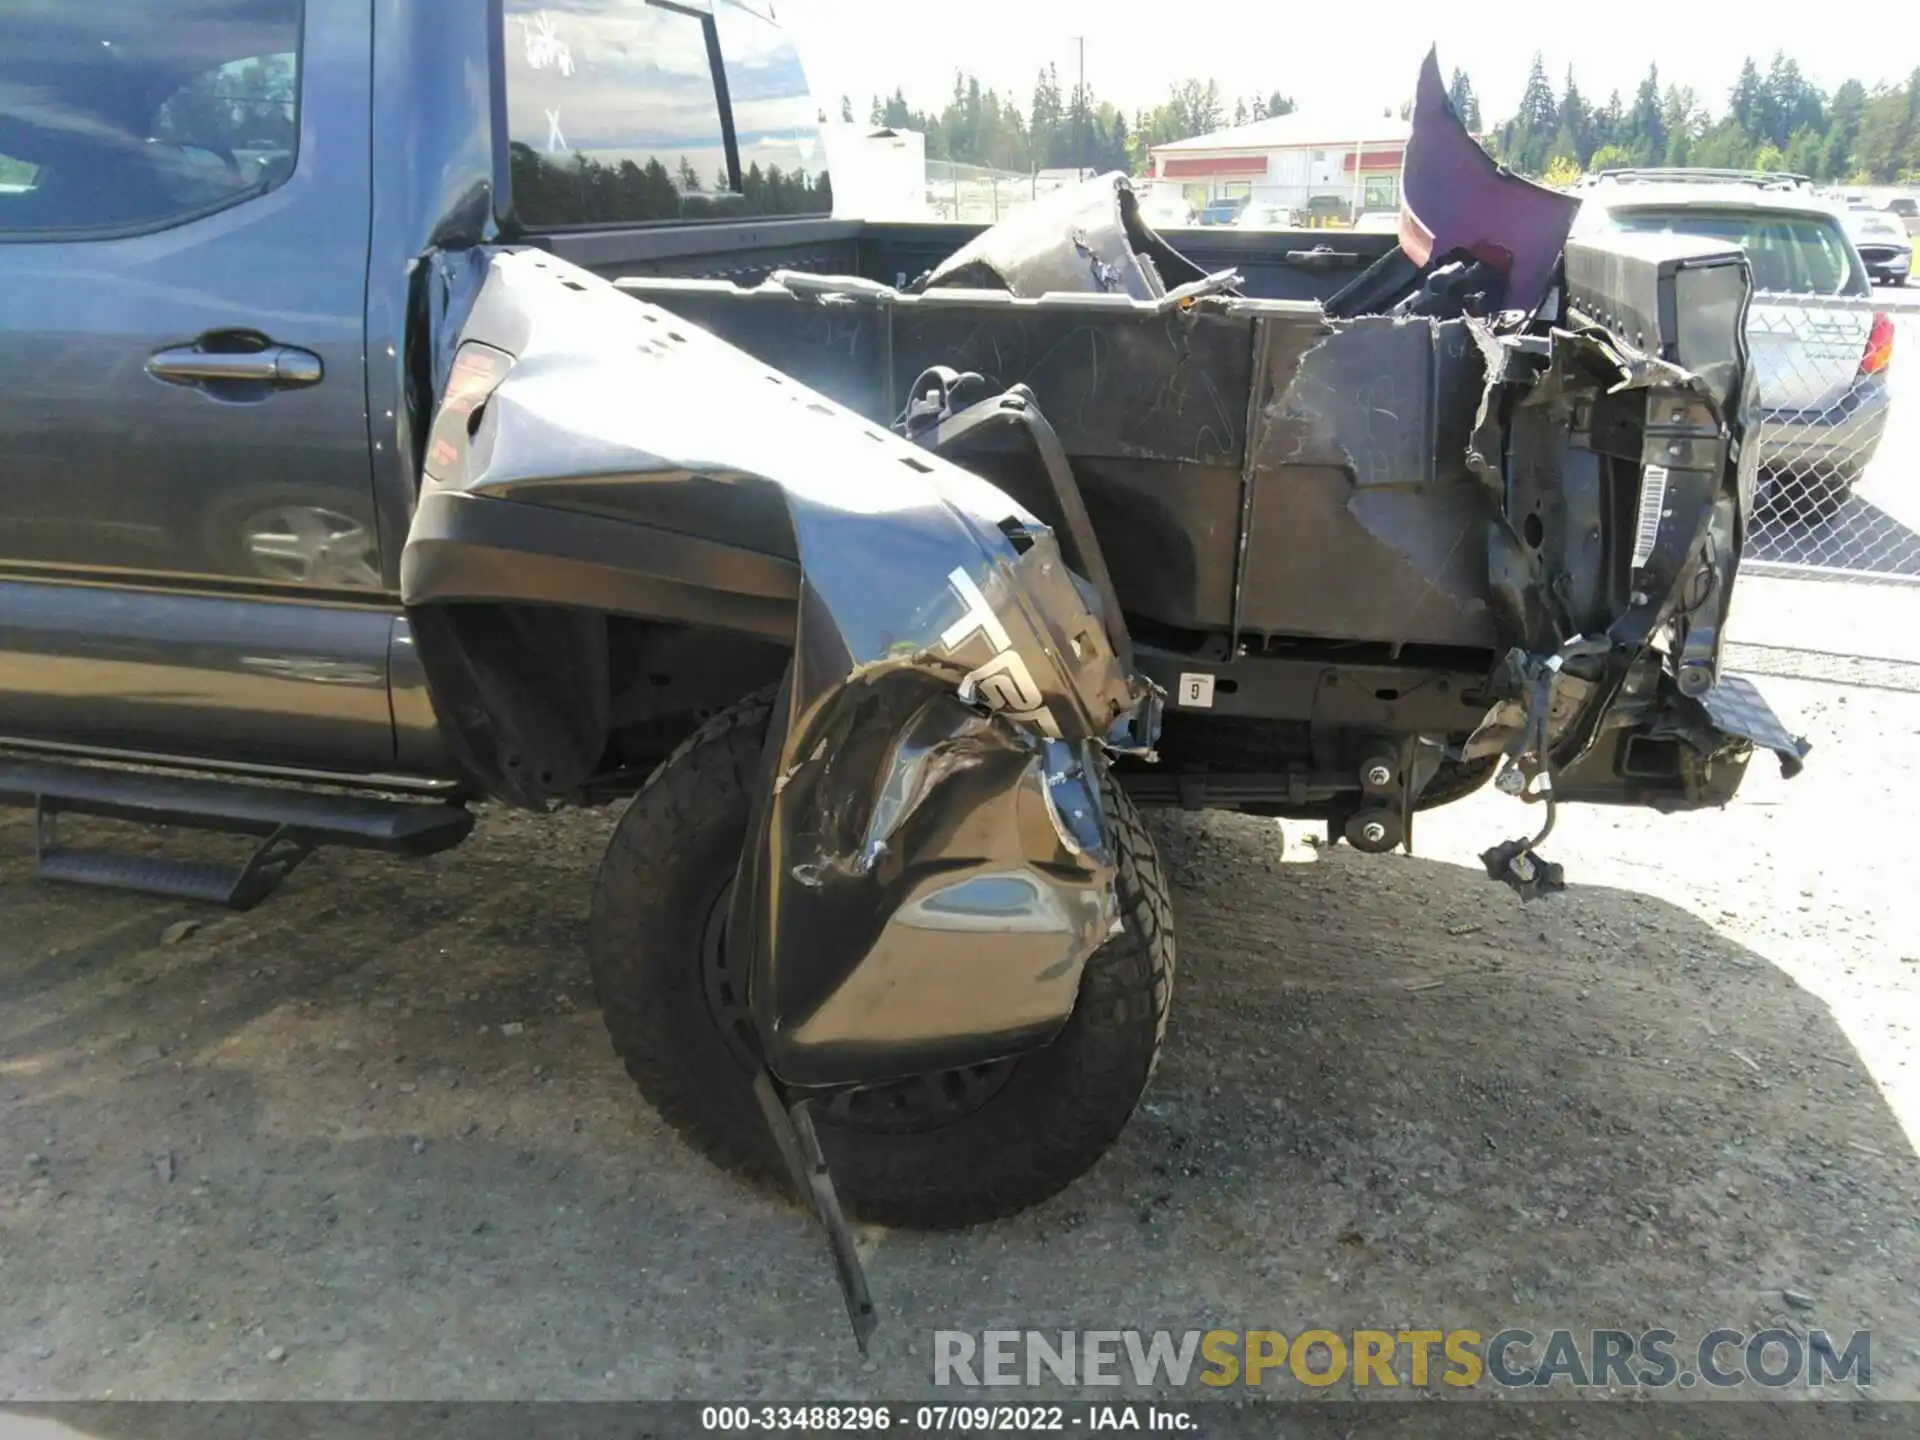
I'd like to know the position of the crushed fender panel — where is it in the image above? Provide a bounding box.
[402,248,1160,1090]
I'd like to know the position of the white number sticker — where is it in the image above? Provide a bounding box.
[1178,672,1216,708]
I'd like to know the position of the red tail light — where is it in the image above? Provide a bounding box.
[1861,312,1894,376]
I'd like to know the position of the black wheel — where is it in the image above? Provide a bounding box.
[589,689,1176,1229]
[1797,468,1853,523]
[1760,466,1850,525]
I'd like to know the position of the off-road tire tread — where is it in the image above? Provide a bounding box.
[590,690,786,1187]
[588,690,1175,1230]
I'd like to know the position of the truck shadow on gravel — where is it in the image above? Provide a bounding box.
[0,805,1911,1402]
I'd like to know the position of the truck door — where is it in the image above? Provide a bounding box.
[0,0,395,773]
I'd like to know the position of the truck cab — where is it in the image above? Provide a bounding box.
[0,0,848,779]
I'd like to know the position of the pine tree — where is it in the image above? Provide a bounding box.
[1446,68,1482,131]
[1661,86,1700,166]
[1594,90,1625,153]
[1824,79,1867,179]
[1627,63,1666,166]
[1501,53,1558,173]
[1557,66,1591,165]
[1729,58,1763,135]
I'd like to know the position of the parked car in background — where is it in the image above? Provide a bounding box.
[1299,194,1353,227]
[1844,207,1913,285]
[1196,195,1248,226]
[1883,194,1920,238]
[1233,200,1295,229]
[1353,210,1401,233]
[1575,171,1892,518]
[1138,193,1195,228]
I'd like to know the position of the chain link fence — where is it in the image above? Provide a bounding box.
[1745,292,1919,580]
[922,160,1068,224]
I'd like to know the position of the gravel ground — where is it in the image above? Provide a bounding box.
[3,645,1918,1403]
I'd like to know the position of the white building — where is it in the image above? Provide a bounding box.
[819,123,927,222]
[1146,111,1416,222]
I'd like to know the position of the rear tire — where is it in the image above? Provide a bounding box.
[588,690,1176,1229]
[1761,466,1851,525]
[1799,468,1853,523]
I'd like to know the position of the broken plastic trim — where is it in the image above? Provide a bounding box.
[1399,48,1581,317]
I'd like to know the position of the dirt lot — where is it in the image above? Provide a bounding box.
[4,599,1919,1402]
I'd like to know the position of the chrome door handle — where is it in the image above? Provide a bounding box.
[148,343,324,388]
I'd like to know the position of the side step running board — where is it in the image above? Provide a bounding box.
[0,759,474,911]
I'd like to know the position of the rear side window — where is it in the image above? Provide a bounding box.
[712,1,828,209]
[502,0,829,229]
[0,0,302,239]
[1603,207,1868,297]
[1848,213,1907,242]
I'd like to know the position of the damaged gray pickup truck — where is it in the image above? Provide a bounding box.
[0,1,1803,1347]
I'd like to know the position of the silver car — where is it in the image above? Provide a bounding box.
[1844,207,1913,285]
[1576,177,1893,517]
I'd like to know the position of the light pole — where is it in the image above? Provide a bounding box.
[1070,35,1086,180]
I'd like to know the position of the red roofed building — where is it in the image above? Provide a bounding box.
[1146,110,1416,223]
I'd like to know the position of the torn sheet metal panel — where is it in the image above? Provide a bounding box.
[1236,313,1505,648]
[1697,674,1809,776]
[742,672,1123,1085]
[401,248,1158,1088]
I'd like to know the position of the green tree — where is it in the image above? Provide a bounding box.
[1783,125,1825,178]
[1762,52,1825,150]
[1592,90,1625,152]
[1823,79,1867,179]
[1541,154,1583,187]
[1660,86,1702,166]
[1626,63,1666,165]
[1030,64,1065,167]
[1555,66,1591,165]
[1855,69,1920,181]
[1446,68,1482,130]
[1170,78,1224,138]
[1729,58,1764,135]
[1495,52,1558,173]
